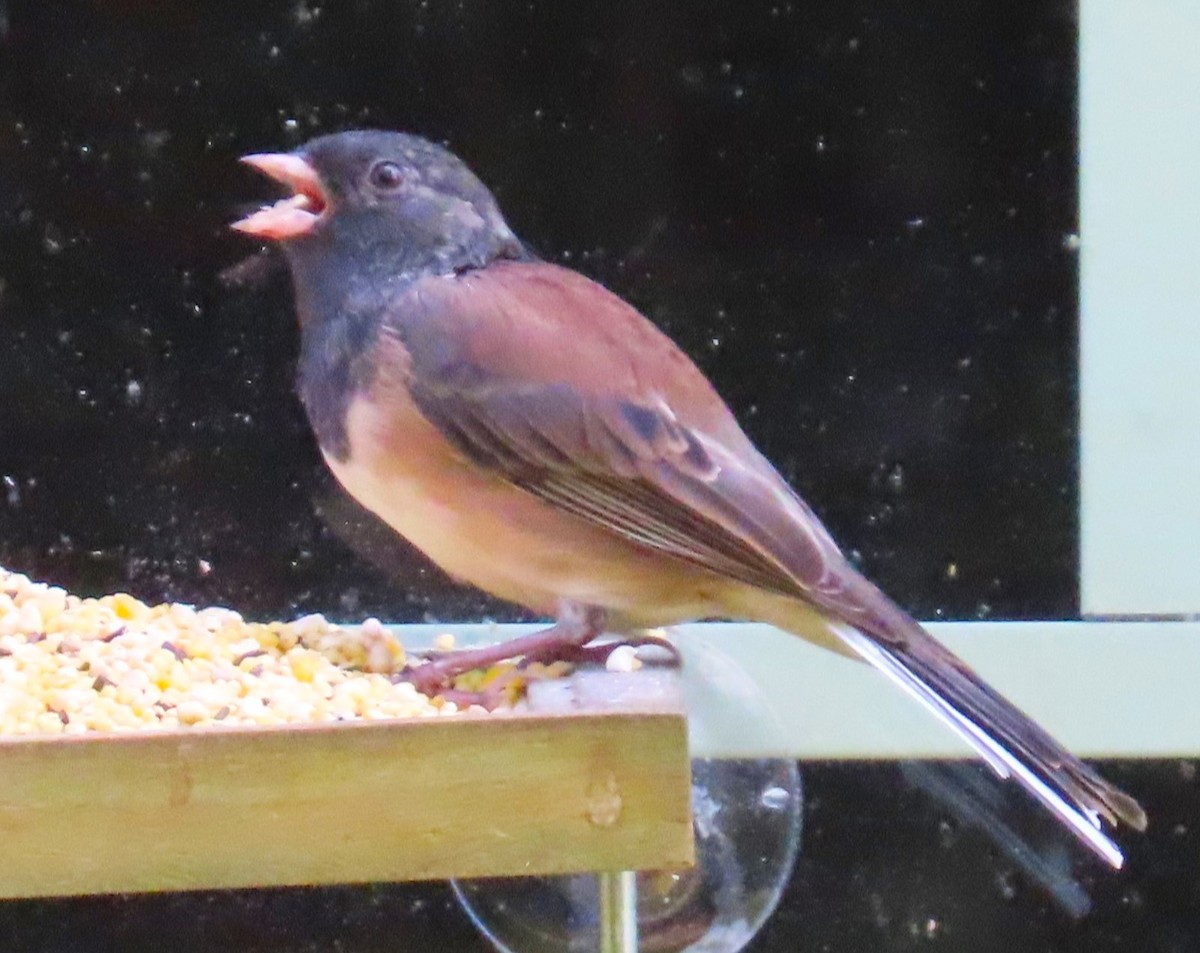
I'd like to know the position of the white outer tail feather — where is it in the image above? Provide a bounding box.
[830,622,1125,870]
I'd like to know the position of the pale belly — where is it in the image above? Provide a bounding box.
[324,395,723,626]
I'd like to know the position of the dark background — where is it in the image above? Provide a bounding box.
[0,0,1079,624]
[1,1,1193,951]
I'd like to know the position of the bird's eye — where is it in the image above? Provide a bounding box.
[368,161,406,191]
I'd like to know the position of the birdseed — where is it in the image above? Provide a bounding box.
[0,566,504,735]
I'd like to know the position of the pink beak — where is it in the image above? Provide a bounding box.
[232,153,329,240]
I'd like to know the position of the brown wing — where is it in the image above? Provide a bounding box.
[385,261,875,620]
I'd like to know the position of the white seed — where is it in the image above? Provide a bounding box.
[605,645,642,673]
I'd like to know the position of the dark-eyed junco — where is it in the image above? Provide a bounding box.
[233,129,1145,867]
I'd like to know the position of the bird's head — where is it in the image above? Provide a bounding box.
[233,130,522,284]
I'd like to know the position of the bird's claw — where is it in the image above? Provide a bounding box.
[400,628,681,708]
[561,631,682,668]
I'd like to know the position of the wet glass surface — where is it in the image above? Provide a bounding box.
[0,1,1193,951]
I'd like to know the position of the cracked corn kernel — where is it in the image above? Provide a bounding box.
[289,652,321,683]
[108,593,143,621]
[0,566,509,735]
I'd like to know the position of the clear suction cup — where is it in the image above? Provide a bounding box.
[452,633,802,952]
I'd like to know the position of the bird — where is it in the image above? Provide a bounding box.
[232,129,1146,868]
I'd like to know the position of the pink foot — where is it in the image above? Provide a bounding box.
[402,603,606,698]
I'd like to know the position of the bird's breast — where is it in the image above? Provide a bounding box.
[321,340,721,623]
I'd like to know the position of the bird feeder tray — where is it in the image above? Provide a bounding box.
[0,669,692,899]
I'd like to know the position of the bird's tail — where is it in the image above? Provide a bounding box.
[748,590,1147,868]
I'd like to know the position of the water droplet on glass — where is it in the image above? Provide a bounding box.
[125,380,144,406]
[1120,887,1144,910]
[1062,232,1081,252]
[293,1,322,25]
[3,475,19,508]
[42,224,65,255]
[759,785,790,811]
[886,463,904,493]
[732,85,745,100]
[814,134,827,153]
[141,129,171,156]
[944,562,959,580]
[906,216,926,231]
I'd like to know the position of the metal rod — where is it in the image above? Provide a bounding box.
[598,870,638,953]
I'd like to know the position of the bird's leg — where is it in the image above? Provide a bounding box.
[437,631,681,711]
[402,602,607,698]
[554,628,682,667]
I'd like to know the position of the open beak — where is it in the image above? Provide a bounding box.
[232,153,329,240]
